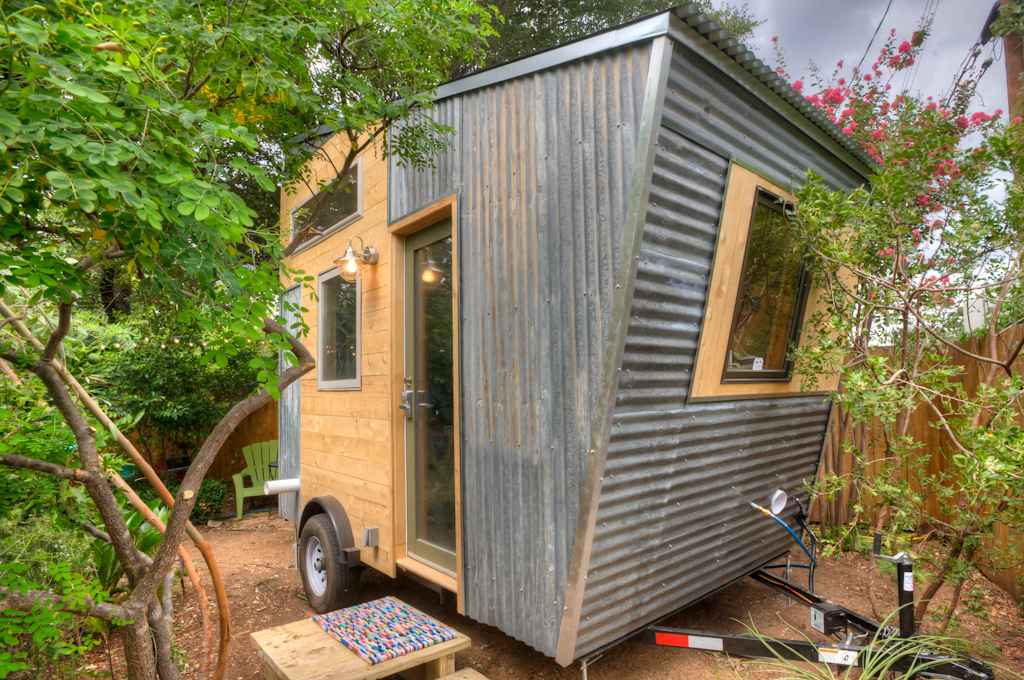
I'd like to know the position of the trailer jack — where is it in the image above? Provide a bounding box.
[622,533,995,680]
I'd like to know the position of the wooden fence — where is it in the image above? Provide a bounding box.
[207,399,278,480]
[812,326,1023,602]
[125,399,278,482]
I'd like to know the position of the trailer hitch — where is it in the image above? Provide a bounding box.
[632,623,993,680]
[627,538,995,680]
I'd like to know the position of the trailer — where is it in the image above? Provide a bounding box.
[272,2,941,670]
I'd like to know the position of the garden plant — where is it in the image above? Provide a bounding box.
[779,15,1024,631]
[0,0,495,679]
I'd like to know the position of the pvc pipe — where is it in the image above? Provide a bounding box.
[264,478,301,495]
[769,489,788,515]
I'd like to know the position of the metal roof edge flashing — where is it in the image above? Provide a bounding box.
[426,3,874,182]
[432,13,670,101]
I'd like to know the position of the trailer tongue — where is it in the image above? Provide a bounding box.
[579,531,995,680]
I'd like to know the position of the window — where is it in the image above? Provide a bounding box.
[318,268,361,390]
[689,162,830,400]
[290,159,363,253]
[722,190,809,382]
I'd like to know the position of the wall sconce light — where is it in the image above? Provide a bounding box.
[419,256,445,291]
[334,235,379,283]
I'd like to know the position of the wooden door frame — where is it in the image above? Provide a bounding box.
[388,194,463,613]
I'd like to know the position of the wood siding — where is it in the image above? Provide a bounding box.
[281,138,395,576]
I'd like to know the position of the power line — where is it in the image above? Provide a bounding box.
[906,0,940,96]
[856,0,895,75]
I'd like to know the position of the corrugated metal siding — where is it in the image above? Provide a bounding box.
[388,99,461,223]
[572,49,838,654]
[453,43,652,658]
[278,285,302,523]
[660,44,866,191]
[575,397,829,654]
[616,128,726,414]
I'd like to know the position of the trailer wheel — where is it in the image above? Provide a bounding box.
[299,514,360,612]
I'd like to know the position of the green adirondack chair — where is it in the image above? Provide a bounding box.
[232,440,279,519]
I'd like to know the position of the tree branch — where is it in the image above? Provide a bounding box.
[41,301,72,362]
[0,453,97,483]
[132,311,313,615]
[0,588,126,623]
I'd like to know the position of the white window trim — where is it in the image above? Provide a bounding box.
[317,267,361,391]
[290,156,364,257]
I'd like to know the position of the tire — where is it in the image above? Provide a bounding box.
[299,514,361,612]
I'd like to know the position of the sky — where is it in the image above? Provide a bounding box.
[741,0,1007,116]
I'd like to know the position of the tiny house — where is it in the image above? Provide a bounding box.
[277,3,873,667]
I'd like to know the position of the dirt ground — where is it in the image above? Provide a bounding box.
[87,507,1024,680]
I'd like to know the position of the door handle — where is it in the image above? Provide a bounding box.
[399,377,413,418]
[399,389,413,418]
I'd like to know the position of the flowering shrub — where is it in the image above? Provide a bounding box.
[776,24,1024,628]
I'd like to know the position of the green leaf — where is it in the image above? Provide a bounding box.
[46,171,71,189]
[177,201,197,216]
[193,203,210,221]
[0,110,21,135]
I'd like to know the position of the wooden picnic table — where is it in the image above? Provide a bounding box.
[250,603,471,680]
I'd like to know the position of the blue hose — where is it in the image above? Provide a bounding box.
[751,503,817,566]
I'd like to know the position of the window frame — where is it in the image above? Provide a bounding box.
[720,189,812,384]
[687,159,835,402]
[289,156,364,257]
[317,266,362,391]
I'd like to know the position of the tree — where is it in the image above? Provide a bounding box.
[450,0,764,78]
[0,0,494,678]
[780,28,1024,629]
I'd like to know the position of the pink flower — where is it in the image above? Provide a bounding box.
[837,59,844,68]
[792,79,803,92]
[898,41,912,54]
[955,116,969,130]
[864,74,872,81]
[842,127,853,135]
[1013,116,1022,124]
[822,87,846,106]
[772,36,778,42]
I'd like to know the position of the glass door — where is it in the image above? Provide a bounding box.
[404,219,456,574]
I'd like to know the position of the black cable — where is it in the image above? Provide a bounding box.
[856,0,895,75]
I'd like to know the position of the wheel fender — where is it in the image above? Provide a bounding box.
[298,496,362,568]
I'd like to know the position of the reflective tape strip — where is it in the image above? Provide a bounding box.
[819,648,858,666]
[654,632,724,651]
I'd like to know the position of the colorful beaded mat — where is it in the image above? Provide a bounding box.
[312,596,457,665]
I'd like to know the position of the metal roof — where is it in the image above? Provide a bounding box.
[435,3,877,173]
